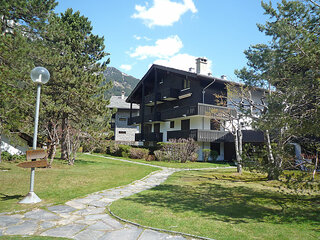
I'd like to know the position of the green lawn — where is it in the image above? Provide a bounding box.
[0,153,158,213]
[110,168,320,240]
[102,153,233,168]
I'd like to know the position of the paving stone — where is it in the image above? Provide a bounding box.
[87,221,114,231]
[40,221,57,229]
[56,215,82,225]
[139,229,186,240]
[98,226,142,240]
[85,195,102,200]
[5,221,38,235]
[0,215,22,227]
[48,205,76,214]
[74,229,105,240]
[88,201,108,208]
[74,207,105,216]
[0,229,2,236]
[24,209,60,221]
[66,200,86,209]
[84,214,123,229]
[41,224,86,238]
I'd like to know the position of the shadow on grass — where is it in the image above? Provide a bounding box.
[0,193,24,201]
[123,182,320,225]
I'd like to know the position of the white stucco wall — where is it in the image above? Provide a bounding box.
[114,110,139,142]
[1,134,28,155]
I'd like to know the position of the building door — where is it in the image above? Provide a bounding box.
[154,123,160,133]
[181,119,190,131]
[210,142,220,155]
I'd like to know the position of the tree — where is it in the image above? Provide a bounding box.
[0,0,57,162]
[236,0,320,179]
[38,9,112,164]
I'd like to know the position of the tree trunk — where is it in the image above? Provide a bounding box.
[312,151,318,181]
[265,129,275,164]
[0,133,2,163]
[234,127,242,174]
[61,114,68,160]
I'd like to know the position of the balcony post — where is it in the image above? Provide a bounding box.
[141,81,145,141]
[153,68,158,121]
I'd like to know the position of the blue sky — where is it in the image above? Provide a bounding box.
[55,0,279,81]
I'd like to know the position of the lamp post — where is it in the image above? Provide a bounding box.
[19,67,50,204]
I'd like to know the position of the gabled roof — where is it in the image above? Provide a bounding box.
[126,64,263,104]
[107,95,139,109]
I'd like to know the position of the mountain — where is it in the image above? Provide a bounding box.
[103,67,140,97]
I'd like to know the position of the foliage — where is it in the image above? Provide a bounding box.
[156,138,199,163]
[129,147,149,159]
[105,141,133,158]
[235,0,320,180]
[202,149,211,162]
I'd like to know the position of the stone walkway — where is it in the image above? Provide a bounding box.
[0,155,224,239]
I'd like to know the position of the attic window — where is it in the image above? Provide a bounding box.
[183,79,190,89]
[159,78,164,84]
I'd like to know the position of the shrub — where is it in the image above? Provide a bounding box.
[129,148,149,159]
[203,149,211,162]
[211,150,219,161]
[146,154,155,161]
[118,144,132,158]
[154,150,170,162]
[157,138,199,163]
[1,151,13,161]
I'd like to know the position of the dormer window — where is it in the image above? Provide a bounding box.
[183,78,190,89]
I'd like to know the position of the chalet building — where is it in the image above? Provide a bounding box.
[126,58,264,161]
[107,91,139,144]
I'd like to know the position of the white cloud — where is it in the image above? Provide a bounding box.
[132,0,197,27]
[154,54,212,74]
[133,35,152,41]
[130,35,183,60]
[119,64,132,71]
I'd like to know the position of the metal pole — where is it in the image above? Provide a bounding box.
[30,83,41,192]
[19,83,42,204]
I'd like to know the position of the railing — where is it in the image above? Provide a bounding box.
[145,92,161,105]
[135,132,163,142]
[161,103,234,120]
[128,112,161,125]
[167,129,229,142]
[160,87,179,101]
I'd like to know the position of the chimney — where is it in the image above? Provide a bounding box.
[221,75,227,80]
[196,57,208,75]
[121,91,125,99]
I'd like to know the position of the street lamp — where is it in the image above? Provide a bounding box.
[19,67,50,204]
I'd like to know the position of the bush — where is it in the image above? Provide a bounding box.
[203,149,211,162]
[211,150,219,161]
[156,138,199,163]
[1,152,25,162]
[105,141,132,158]
[1,151,13,161]
[129,148,149,159]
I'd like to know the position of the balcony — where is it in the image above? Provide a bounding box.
[128,112,161,125]
[161,103,235,120]
[128,115,141,125]
[145,92,163,106]
[135,132,163,142]
[167,129,230,142]
[161,88,179,101]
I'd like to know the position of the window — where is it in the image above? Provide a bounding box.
[119,117,127,122]
[159,78,164,84]
[181,119,190,131]
[154,123,160,133]
[210,143,220,155]
[119,131,126,134]
[183,78,190,89]
[170,121,174,128]
[210,119,220,130]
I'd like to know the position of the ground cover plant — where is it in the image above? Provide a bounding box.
[0,153,158,213]
[110,168,320,240]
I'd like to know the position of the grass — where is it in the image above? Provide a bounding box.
[0,153,158,213]
[101,153,233,168]
[110,168,320,240]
